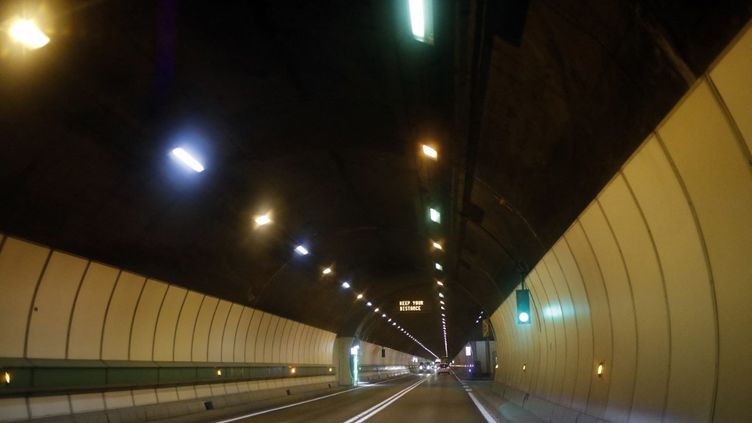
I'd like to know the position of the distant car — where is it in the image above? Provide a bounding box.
[417,362,433,374]
[436,363,450,374]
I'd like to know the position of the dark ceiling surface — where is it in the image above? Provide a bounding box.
[0,0,749,358]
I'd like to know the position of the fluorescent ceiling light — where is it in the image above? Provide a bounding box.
[432,241,443,250]
[435,263,443,271]
[374,308,379,312]
[341,282,350,289]
[436,281,444,286]
[171,147,204,172]
[438,292,444,298]
[322,267,333,275]
[294,245,309,255]
[421,144,438,159]
[366,302,372,307]
[357,294,364,300]
[9,18,50,49]
[254,212,272,226]
[429,208,441,223]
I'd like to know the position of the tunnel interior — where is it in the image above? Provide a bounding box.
[0,1,751,422]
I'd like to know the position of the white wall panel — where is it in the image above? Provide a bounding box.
[0,238,49,357]
[191,296,218,362]
[290,321,302,363]
[279,319,294,363]
[27,252,88,359]
[222,303,243,362]
[207,300,231,362]
[153,286,188,361]
[155,387,178,403]
[101,272,146,360]
[254,312,271,363]
[176,386,196,400]
[624,137,716,423]
[131,389,157,406]
[174,291,203,362]
[130,279,168,361]
[68,263,118,359]
[659,80,752,423]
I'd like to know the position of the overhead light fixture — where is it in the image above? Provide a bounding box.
[366,301,372,307]
[435,263,443,271]
[431,241,443,250]
[429,208,441,223]
[441,306,445,310]
[421,144,438,159]
[171,147,205,173]
[392,322,396,326]
[441,313,445,317]
[254,212,272,227]
[294,245,309,256]
[439,300,445,304]
[374,308,379,312]
[388,318,392,322]
[9,18,50,49]
[438,293,444,298]
[322,267,333,275]
[341,282,350,289]
[436,281,444,286]
[356,294,364,300]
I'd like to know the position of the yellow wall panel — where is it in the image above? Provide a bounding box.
[173,291,203,362]
[580,202,637,423]
[221,303,242,362]
[153,286,188,362]
[0,238,49,358]
[0,398,29,422]
[244,310,264,362]
[191,296,218,362]
[28,395,70,419]
[263,316,280,363]
[659,81,752,423]
[207,300,231,362]
[129,279,168,361]
[69,393,104,414]
[624,137,716,423]
[254,312,271,363]
[565,222,612,419]
[131,389,157,406]
[68,263,118,360]
[101,272,146,360]
[710,25,752,153]
[599,174,670,423]
[103,391,133,410]
[289,322,302,363]
[279,319,294,363]
[27,252,88,359]
[233,307,253,362]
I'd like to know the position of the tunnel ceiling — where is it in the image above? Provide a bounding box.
[0,0,748,358]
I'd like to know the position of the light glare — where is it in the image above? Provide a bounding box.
[9,19,49,49]
[421,144,438,159]
[519,312,530,323]
[294,245,309,255]
[435,263,443,271]
[356,294,363,300]
[436,281,444,286]
[254,213,272,226]
[171,148,205,172]
[429,208,441,223]
[432,241,443,250]
[341,282,350,289]
[322,267,333,275]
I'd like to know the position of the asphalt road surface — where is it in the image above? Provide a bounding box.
[216,373,495,423]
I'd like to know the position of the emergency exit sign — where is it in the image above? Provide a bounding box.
[398,300,424,312]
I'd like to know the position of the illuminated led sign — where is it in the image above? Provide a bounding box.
[398,300,424,312]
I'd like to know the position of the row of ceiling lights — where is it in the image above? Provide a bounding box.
[421,144,450,358]
[172,145,439,359]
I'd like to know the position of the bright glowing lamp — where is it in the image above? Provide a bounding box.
[9,19,49,49]
[171,147,205,172]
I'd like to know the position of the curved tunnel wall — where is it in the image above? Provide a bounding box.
[0,235,337,421]
[490,24,752,423]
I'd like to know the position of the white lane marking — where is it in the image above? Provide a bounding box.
[452,374,496,423]
[213,374,413,422]
[342,378,426,423]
